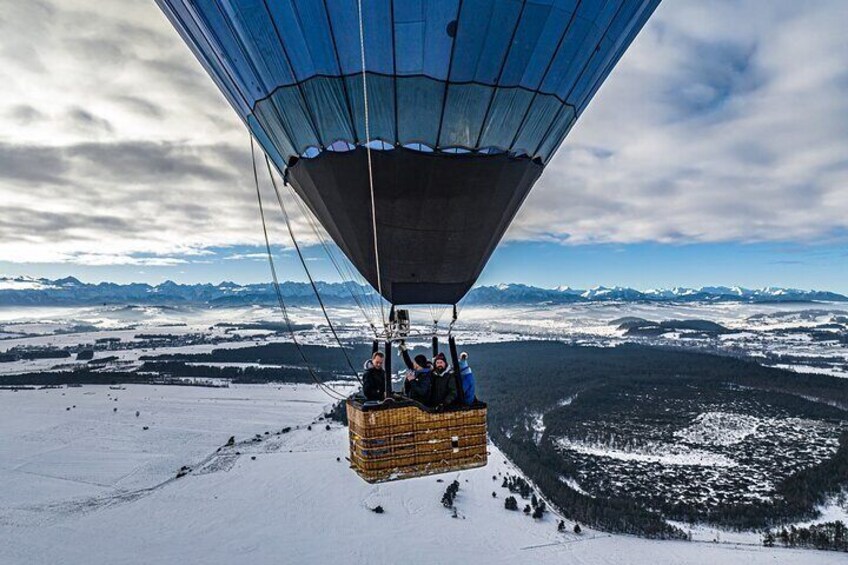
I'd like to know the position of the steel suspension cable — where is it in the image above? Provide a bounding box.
[263,154,362,383]
[251,137,347,400]
[286,184,380,337]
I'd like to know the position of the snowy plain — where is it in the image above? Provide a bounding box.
[0,384,843,565]
[1,302,847,563]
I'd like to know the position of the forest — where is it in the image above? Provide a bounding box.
[467,341,848,535]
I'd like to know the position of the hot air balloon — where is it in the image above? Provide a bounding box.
[157,0,657,305]
[156,0,659,482]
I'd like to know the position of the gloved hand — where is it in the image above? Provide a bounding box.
[398,340,407,352]
[460,351,468,361]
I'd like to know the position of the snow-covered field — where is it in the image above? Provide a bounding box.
[556,437,738,467]
[0,384,840,565]
[2,301,846,378]
[459,302,848,377]
[674,412,760,446]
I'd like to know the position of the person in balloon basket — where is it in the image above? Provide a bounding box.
[400,349,432,405]
[361,341,386,401]
[401,339,476,408]
[429,351,459,409]
[444,335,476,406]
[430,335,478,408]
[456,349,476,406]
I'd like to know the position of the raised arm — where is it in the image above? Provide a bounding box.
[399,341,415,370]
[448,335,460,370]
[449,335,464,405]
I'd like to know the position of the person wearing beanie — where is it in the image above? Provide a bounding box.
[399,342,432,405]
[399,340,465,408]
[429,349,458,408]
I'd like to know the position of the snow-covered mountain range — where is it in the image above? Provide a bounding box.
[0,276,845,306]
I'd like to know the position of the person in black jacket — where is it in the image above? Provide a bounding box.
[404,354,432,405]
[429,351,458,408]
[361,341,386,401]
[400,344,432,405]
[400,340,463,409]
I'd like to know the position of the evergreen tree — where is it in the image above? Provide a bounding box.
[762,531,775,547]
[779,528,789,547]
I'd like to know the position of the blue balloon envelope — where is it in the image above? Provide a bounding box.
[157,0,659,304]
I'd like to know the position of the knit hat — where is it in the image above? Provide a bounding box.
[434,352,447,364]
[414,354,428,367]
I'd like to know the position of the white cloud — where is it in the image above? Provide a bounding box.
[510,0,848,245]
[0,0,846,269]
[0,0,325,265]
[224,253,271,262]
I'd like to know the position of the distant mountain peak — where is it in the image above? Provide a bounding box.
[472,284,847,305]
[54,276,83,286]
[0,277,845,307]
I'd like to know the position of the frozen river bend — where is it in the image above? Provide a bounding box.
[0,384,840,565]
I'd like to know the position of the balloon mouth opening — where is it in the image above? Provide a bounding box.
[288,140,544,166]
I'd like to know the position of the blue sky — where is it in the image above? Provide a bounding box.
[0,1,846,293]
[3,239,847,293]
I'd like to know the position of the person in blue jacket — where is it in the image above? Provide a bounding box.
[457,350,476,406]
[448,336,476,406]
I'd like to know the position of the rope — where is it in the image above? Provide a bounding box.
[357,0,386,329]
[287,184,380,337]
[263,154,363,384]
[428,304,450,326]
[251,137,347,401]
[297,196,379,334]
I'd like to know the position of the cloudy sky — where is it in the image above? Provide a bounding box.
[0,0,846,291]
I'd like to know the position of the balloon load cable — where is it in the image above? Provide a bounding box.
[282,175,381,338]
[251,136,348,401]
[263,153,363,385]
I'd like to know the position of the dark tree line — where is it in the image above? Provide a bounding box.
[765,521,848,552]
[0,362,326,387]
[138,361,327,384]
[141,342,377,375]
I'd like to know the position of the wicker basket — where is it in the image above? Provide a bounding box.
[346,398,488,483]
